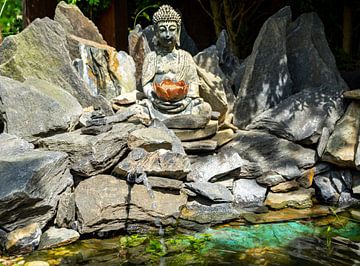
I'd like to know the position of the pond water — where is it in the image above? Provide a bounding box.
[16,213,360,266]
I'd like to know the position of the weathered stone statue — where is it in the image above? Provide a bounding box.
[141,5,211,126]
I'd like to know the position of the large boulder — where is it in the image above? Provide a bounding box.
[225,130,317,179]
[322,102,360,167]
[0,17,112,114]
[0,133,34,156]
[54,1,106,44]
[247,86,345,144]
[233,7,294,128]
[0,136,72,231]
[37,123,141,177]
[286,12,348,92]
[0,77,82,142]
[74,175,187,234]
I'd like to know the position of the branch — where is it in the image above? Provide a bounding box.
[197,0,215,20]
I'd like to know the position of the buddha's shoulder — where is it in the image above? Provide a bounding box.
[144,51,157,61]
[177,49,193,59]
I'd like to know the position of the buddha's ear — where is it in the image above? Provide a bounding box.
[176,25,181,47]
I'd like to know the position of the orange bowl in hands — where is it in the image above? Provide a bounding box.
[153,79,189,102]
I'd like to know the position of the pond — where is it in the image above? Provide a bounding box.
[14,212,360,266]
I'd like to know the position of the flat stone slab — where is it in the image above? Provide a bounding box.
[127,127,173,152]
[343,89,360,100]
[211,129,235,147]
[173,120,218,141]
[350,210,360,221]
[270,180,299,193]
[38,227,80,250]
[0,133,34,156]
[5,223,41,255]
[75,175,187,234]
[163,114,210,129]
[265,188,315,209]
[147,176,183,190]
[256,172,286,187]
[185,182,234,203]
[182,140,217,152]
[233,179,267,207]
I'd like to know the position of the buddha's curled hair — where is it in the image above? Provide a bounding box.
[152,5,181,26]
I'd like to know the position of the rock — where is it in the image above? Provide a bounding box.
[0,77,82,141]
[111,91,139,106]
[127,127,173,152]
[330,170,352,193]
[38,123,140,177]
[225,130,317,179]
[149,119,185,155]
[350,210,360,221]
[128,25,151,87]
[353,173,360,195]
[38,227,80,250]
[147,176,183,190]
[234,7,293,128]
[233,179,267,207]
[317,127,330,157]
[322,102,360,167]
[256,172,286,187]
[343,89,360,100]
[0,18,112,114]
[182,140,217,153]
[54,1,106,44]
[162,114,210,129]
[0,133,34,156]
[0,149,72,231]
[185,182,234,203]
[55,187,75,229]
[180,202,241,224]
[173,120,218,141]
[73,37,136,99]
[246,86,345,144]
[211,129,235,147]
[5,223,41,254]
[187,148,243,182]
[313,176,339,204]
[338,192,359,208]
[265,188,314,209]
[75,175,187,234]
[297,163,332,188]
[286,12,348,93]
[270,180,299,193]
[113,148,191,180]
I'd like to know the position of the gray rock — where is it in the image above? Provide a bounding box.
[270,180,299,193]
[54,1,106,44]
[5,223,41,255]
[338,192,359,208]
[113,148,191,180]
[127,127,173,152]
[182,140,218,153]
[314,175,339,204]
[187,148,243,182]
[180,202,242,224]
[330,170,352,193]
[0,133,34,156]
[55,187,75,229]
[173,120,218,141]
[147,176,183,190]
[73,40,136,99]
[0,18,112,114]
[233,179,267,207]
[38,123,140,177]
[0,149,72,231]
[317,127,330,157]
[286,12,348,93]
[322,102,360,167]
[149,119,185,155]
[256,172,286,187]
[234,7,294,128]
[225,130,317,179]
[211,129,236,147]
[356,133,360,170]
[343,89,360,100]
[0,77,82,142]
[185,182,234,203]
[246,86,345,144]
[265,188,314,209]
[297,163,332,188]
[75,175,187,234]
[353,172,360,195]
[162,114,210,129]
[128,25,151,88]
[38,227,80,250]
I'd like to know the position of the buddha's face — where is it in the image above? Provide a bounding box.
[155,21,179,49]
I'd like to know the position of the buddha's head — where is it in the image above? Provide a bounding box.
[153,5,181,49]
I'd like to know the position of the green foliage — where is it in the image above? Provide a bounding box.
[0,0,22,37]
[120,234,147,248]
[60,0,111,19]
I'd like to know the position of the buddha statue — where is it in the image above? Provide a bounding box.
[141,5,211,126]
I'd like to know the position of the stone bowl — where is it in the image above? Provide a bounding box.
[153,79,189,102]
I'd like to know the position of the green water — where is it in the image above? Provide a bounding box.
[16,218,360,265]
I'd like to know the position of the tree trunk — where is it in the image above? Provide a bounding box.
[209,0,223,37]
[342,3,352,54]
[223,0,239,56]
[22,0,58,27]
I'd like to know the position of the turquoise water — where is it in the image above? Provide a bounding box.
[15,218,360,265]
